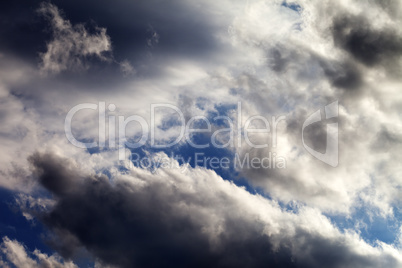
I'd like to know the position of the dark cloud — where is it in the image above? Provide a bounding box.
[332,14,402,67]
[0,0,222,70]
[30,153,296,268]
[270,48,288,73]
[373,0,402,18]
[289,230,399,268]
[28,152,402,268]
[301,120,328,154]
[29,152,82,197]
[267,46,301,74]
[371,126,402,152]
[319,60,362,91]
[268,45,363,91]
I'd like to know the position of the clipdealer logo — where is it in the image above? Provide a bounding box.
[64,101,339,168]
[302,101,339,167]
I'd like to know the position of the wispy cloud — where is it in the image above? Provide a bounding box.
[38,3,112,75]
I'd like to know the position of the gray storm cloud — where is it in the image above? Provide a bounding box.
[24,152,402,268]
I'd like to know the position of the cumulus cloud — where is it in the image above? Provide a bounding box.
[219,0,402,216]
[0,236,77,268]
[26,152,402,268]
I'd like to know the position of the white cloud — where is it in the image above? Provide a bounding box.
[38,2,112,75]
[0,237,77,268]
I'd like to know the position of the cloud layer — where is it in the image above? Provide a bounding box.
[0,0,401,267]
[23,152,402,267]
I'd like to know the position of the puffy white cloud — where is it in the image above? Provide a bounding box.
[0,236,77,268]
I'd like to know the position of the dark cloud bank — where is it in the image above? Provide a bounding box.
[331,14,402,67]
[29,153,400,268]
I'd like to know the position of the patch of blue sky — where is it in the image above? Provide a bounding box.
[195,96,209,110]
[0,188,51,256]
[213,103,238,116]
[281,1,302,13]
[325,205,402,245]
[158,114,184,131]
[125,103,276,201]
[280,1,303,32]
